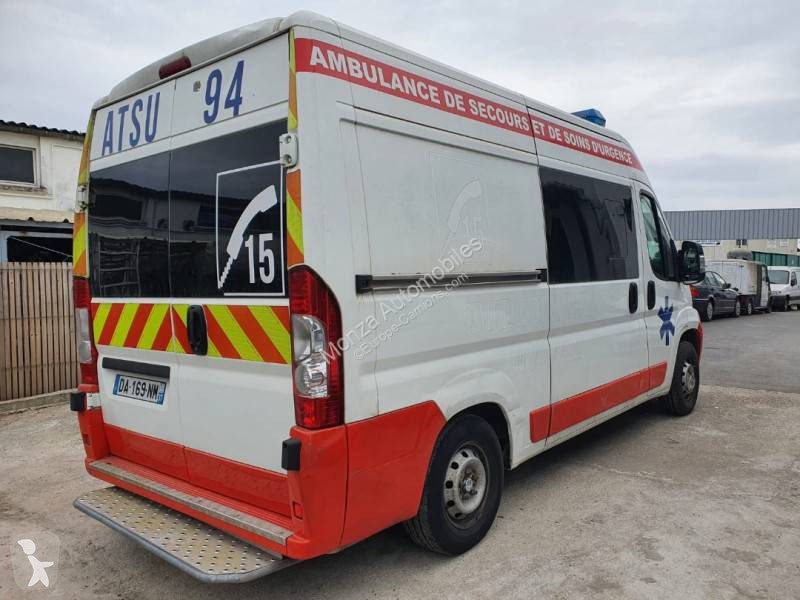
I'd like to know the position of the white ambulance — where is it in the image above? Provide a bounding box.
[71,11,706,582]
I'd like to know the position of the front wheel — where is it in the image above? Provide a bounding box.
[732,301,741,318]
[783,297,790,312]
[665,341,700,416]
[404,414,503,555]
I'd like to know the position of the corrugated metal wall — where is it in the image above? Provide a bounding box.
[665,209,800,240]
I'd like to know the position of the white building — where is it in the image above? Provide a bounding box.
[0,120,84,262]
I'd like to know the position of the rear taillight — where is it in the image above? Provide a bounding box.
[289,266,343,429]
[690,285,699,298]
[73,277,98,385]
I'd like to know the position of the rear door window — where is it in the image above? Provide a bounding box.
[169,122,286,297]
[88,121,287,298]
[88,153,171,297]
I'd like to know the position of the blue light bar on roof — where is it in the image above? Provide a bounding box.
[571,108,606,127]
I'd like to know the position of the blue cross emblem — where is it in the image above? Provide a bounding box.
[658,296,675,346]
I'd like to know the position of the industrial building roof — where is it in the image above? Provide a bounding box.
[665,208,800,240]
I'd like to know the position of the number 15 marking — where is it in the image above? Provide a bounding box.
[204,60,244,124]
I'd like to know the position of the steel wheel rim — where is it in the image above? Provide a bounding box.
[681,361,697,399]
[734,302,741,316]
[706,302,713,320]
[443,444,488,527]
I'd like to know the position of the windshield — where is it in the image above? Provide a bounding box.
[770,270,789,284]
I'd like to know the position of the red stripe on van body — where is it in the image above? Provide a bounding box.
[97,303,123,345]
[203,306,241,359]
[123,303,153,347]
[530,406,551,443]
[104,424,189,480]
[97,427,292,517]
[531,362,669,441]
[171,306,190,353]
[184,448,291,517]
[151,310,173,351]
[530,116,643,170]
[227,305,286,364]
[294,38,533,137]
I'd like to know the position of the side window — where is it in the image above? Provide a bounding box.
[88,153,170,297]
[540,168,638,284]
[169,122,287,297]
[639,194,676,280]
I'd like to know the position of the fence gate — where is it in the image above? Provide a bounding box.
[0,262,78,401]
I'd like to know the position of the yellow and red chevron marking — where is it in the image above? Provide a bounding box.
[286,170,303,266]
[73,211,88,277]
[172,304,291,364]
[91,303,173,351]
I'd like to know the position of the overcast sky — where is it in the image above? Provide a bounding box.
[1,0,798,210]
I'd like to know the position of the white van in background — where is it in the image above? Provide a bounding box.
[768,266,800,310]
[706,259,771,315]
[70,11,706,582]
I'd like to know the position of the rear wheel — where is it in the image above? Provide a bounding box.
[404,414,503,555]
[664,341,700,416]
[701,300,714,322]
[745,299,754,315]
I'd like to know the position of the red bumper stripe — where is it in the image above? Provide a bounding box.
[531,362,669,441]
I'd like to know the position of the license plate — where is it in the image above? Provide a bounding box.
[113,374,166,405]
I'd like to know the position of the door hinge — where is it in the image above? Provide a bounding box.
[279,133,298,168]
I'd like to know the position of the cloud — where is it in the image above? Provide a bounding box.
[1,0,798,210]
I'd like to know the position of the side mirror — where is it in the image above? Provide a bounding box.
[723,283,732,289]
[679,241,705,284]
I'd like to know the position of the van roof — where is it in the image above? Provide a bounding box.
[94,11,630,147]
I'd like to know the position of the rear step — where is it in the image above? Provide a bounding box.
[75,487,295,583]
[88,457,293,545]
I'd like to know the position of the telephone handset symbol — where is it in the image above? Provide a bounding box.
[218,185,278,288]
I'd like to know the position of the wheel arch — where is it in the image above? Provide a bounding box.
[452,402,512,469]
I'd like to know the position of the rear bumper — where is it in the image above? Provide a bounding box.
[77,401,445,564]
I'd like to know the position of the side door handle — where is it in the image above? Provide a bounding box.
[628,282,638,314]
[186,305,208,356]
[647,281,656,310]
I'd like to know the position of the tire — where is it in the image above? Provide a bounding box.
[701,300,714,322]
[404,414,503,555]
[664,340,700,416]
[783,297,790,312]
[765,300,772,314]
[745,299,754,316]
[732,301,741,318]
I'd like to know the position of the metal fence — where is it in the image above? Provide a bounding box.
[752,251,800,267]
[0,262,78,401]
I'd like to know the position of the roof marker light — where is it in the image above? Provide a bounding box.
[158,56,192,79]
[572,108,606,127]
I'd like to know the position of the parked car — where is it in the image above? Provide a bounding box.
[706,259,771,315]
[691,270,740,321]
[768,266,800,311]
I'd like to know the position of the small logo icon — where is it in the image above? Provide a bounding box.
[17,539,54,588]
[658,296,675,346]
